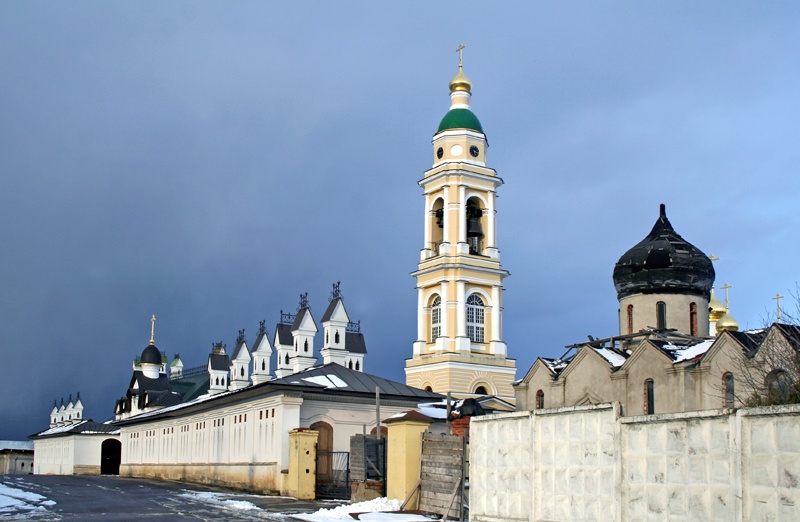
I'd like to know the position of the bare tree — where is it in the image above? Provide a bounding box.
[738,325,800,406]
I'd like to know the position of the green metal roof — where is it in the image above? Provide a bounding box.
[437,108,484,133]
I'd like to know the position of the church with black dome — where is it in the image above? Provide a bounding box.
[515,204,793,415]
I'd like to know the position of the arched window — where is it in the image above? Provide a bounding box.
[723,372,734,408]
[284,353,289,365]
[240,366,244,377]
[627,304,634,334]
[467,294,485,343]
[474,385,487,395]
[335,331,340,344]
[348,360,353,369]
[424,386,433,392]
[690,302,698,336]
[304,339,309,352]
[261,360,266,371]
[656,302,667,330]
[536,390,544,410]
[355,360,360,371]
[645,379,655,414]
[431,296,441,341]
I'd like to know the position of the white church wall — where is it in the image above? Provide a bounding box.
[470,403,800,522]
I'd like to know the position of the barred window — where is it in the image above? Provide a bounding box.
[467,294,485,343]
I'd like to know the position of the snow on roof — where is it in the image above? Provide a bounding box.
[301,374,348,389]
[0,440,33,451]
[665,339,715,363]
[595,347,627,367]
[542,357,569,371]
[33,421,89,437]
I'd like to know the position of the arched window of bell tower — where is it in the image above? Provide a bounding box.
[467,294,485,343]
[430,295,442,342]
[656,301,667,330]
[430,198,445,254]
[465,197,485,255]
[627,305,634,334]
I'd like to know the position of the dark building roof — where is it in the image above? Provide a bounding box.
[291,307,313,330]
[30,419,119,440]
[270,363,441,400]
[775,323,800,350]
[208,353,230,371]
[613,204,714,300]
[140,343,162,365]
[170,372,210,402]
[275,323,293,346]
[231,340,248,360]
[129,371,171,394]
[320,298,343,323]
[345,331,367,354]
[728,329,768,354]
[251,331,270,353]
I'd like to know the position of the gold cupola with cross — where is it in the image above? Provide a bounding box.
[405,46,516,404]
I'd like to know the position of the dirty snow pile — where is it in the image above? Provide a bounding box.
[0,481,56,514]
[295,497,404,520]
[178,490,259,510]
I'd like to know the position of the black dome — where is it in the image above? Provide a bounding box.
[140,343,162,365]
[613,205,714,300]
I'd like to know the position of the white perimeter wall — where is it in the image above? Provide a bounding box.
[470,403,800,521]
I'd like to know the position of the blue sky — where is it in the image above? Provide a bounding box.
[2,2,799,440]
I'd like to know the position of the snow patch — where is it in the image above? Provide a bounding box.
[295,497,403,520]
[302,374,349,389]
[0,482,53,514]
[178,490,259,511]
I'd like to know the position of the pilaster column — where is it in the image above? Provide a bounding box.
[457,281,466,338]
[442,185,450,247]
[458,185,466,244]
[423,193,431,248]
[417,287,425,341]
[487,190,496,248]
[440,281,450,345]
[492,285,502,340]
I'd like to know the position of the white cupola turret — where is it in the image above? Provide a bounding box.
[320,282,350,367]
[169,354,184,379]
[140,315,163,379]
[229,329,251,390]
[291,293,319,374]
[73,392,83,420]
[251,320,273,384]
[274,313,295,379]
[50,400,59,427]
[208,342,230,395]
[58,398,66,424]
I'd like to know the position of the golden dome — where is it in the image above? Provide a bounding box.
[449,65,472,93]
[708,287,726,321]
[715,310,740,333]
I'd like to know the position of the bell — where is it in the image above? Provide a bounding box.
[466,216,484,238]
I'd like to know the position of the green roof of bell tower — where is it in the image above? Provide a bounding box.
[437,108,484,134]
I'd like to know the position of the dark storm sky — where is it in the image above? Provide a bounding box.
[2,2,799,440]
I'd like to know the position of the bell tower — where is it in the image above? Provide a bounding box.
[405,47,516,403]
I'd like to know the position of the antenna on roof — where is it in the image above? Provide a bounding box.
[150,314,156,345]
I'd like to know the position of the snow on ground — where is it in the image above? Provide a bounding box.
[178,490,260,511]
[294,498,407,521]
[0,480,54,514]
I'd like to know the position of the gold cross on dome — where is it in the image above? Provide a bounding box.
[721,283,733,309]
[709,254,719,263]
[456,43,465,67]
[773,293,785,323]
[150,314,156,345]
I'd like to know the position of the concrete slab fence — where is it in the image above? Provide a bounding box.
[470,403,800,521]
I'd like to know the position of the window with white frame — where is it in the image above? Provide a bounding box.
[431,296,441,341]
[466,294,485,343]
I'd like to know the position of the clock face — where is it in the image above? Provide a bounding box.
[469,145,479,158]
[437,147,444,159]
[450,144,463,157]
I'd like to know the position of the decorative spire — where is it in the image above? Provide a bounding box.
[449,43,472,94]
[298,292,310,311]
[330,281,342,302]
[76,392,80,401]
[149,314,156,345]
[721,282,733,309]
[773,293,785,323]
[258,320,266,335]
[237,329,246,345]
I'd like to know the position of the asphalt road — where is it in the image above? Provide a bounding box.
[0,474,347,521]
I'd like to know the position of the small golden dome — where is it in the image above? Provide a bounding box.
[449,66,472,93]
[715,310,740,333]
[708,287,726,321]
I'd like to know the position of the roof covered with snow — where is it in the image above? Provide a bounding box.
[30,419,119,439]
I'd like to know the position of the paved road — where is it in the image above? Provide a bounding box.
[0,475,347,521]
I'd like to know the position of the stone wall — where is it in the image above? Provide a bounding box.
[470,403,800,521]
